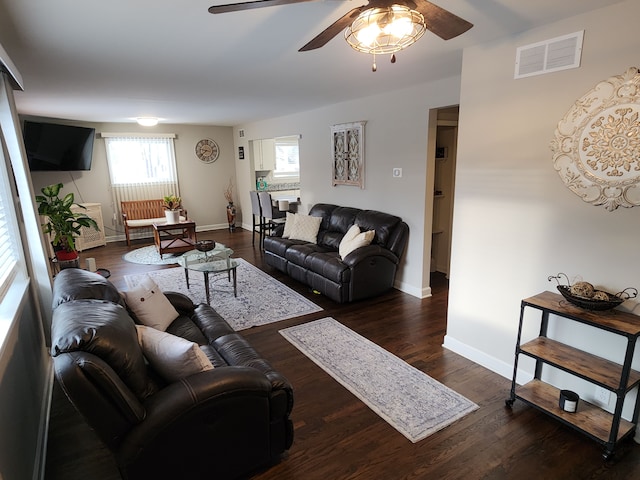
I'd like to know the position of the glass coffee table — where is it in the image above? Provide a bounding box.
[177,243,238,304]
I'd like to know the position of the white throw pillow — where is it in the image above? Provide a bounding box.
[289,214,322,244]
[123,276,179,331]
[339,226,375,259]
[136,325,214,383]
[282,212,296,239]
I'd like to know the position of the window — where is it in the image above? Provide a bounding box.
[0,144,19,302]
[103,134,178,186]
[102,133,180,218]
[274,136,300,178]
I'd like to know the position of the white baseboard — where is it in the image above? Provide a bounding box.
[443,334,533,385]
[394,280,430,298]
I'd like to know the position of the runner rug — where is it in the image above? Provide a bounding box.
[279,317,479,443]
[124,258,322,330]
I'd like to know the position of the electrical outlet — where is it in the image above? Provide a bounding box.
[392,167,402,178]
[595,386,611,406]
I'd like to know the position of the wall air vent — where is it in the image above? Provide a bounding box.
[514,30,584,79]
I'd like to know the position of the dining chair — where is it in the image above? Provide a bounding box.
[258,192,286,248]
[249,191,265,246]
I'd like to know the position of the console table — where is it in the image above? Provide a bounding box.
[152,221,196,258]
[505,291,640,459]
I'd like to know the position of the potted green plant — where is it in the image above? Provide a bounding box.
[162,194,182,224]
[36,183,99,262]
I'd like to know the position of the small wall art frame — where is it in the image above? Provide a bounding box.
[550,67,640,211]
[331,121,366,188]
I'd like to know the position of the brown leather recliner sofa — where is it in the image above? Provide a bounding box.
[263,203,409,303]
[49,268,293,480]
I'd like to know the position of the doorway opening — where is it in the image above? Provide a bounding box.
[427,105,458,287]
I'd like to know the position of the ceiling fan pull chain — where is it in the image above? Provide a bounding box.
[372,53,377,72]
[391,53,396,64]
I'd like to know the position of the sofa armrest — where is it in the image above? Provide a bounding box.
[342,244,399,268]
[116,367,274,471]
[272,223,285,237]
[164,291,196,316]
[53,351,147,450]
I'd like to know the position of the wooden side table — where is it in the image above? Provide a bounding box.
[153,221,197,258]
[506,291,640,459]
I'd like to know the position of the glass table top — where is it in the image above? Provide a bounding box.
[177,243,238,273]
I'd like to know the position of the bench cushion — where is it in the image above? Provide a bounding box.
[126,216,187,228]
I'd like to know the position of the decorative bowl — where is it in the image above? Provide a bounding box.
[195,240,215,252]
[548,273,637,311]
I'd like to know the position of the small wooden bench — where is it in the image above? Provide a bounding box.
[121,199,187,246]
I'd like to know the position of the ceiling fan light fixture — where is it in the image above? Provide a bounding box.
[345,5,426,55]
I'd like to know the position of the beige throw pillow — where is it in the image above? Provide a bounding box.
[136,325,213,383]
[339,225,375,259]
[282,212,296,239]
[123,276,179,331]
[289,214,322,244]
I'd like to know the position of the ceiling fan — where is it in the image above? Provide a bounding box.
[208,0,473,52]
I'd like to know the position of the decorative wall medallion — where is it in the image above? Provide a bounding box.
[331,121,366,188]
[550,67,640,211]
[195,138,219,163]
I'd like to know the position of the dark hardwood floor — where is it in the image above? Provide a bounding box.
[44,229,640,479]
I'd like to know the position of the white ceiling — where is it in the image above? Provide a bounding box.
[0,0,625,126]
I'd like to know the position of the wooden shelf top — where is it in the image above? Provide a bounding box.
[523,291,640,336]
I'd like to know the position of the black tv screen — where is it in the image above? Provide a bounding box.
[23,120,95,171]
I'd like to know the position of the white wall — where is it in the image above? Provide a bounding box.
[28,119,236,241]
[445,0,640,415]
[234,77,461,296]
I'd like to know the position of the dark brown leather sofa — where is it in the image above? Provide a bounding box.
[49,268,293,479]
[263,203,409,303]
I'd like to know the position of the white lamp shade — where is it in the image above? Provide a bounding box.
[278,200,290,211]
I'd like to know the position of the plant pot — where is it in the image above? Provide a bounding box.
[165,210,180,224]
[55,248,79,261]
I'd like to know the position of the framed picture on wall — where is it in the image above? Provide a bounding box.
[331,121,366,188]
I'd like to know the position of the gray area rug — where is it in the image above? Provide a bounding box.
[280,317,478,443]
[124,259,322,330]
[123,245,183,265]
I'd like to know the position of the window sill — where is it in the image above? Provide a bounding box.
[0,276,30,354]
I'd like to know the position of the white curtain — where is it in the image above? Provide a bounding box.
[102,133,180,224]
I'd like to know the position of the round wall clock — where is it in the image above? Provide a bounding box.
[550,67,640,211]
[195,138,220,163]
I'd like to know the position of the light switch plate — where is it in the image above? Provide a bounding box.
[392,168,402,178]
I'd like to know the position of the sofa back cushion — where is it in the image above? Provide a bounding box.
[51,300,156,400]
[309,203,404,252]
[354,210,402,247]
[308,204,338,229]
[318,207,360,249]
[52,268,123,310]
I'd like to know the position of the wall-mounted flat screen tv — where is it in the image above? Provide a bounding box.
[23,120,95,171]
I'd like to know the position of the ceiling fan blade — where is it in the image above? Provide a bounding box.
[209,0,316,15]
[299,6,366,51]
[415,0,473,40]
